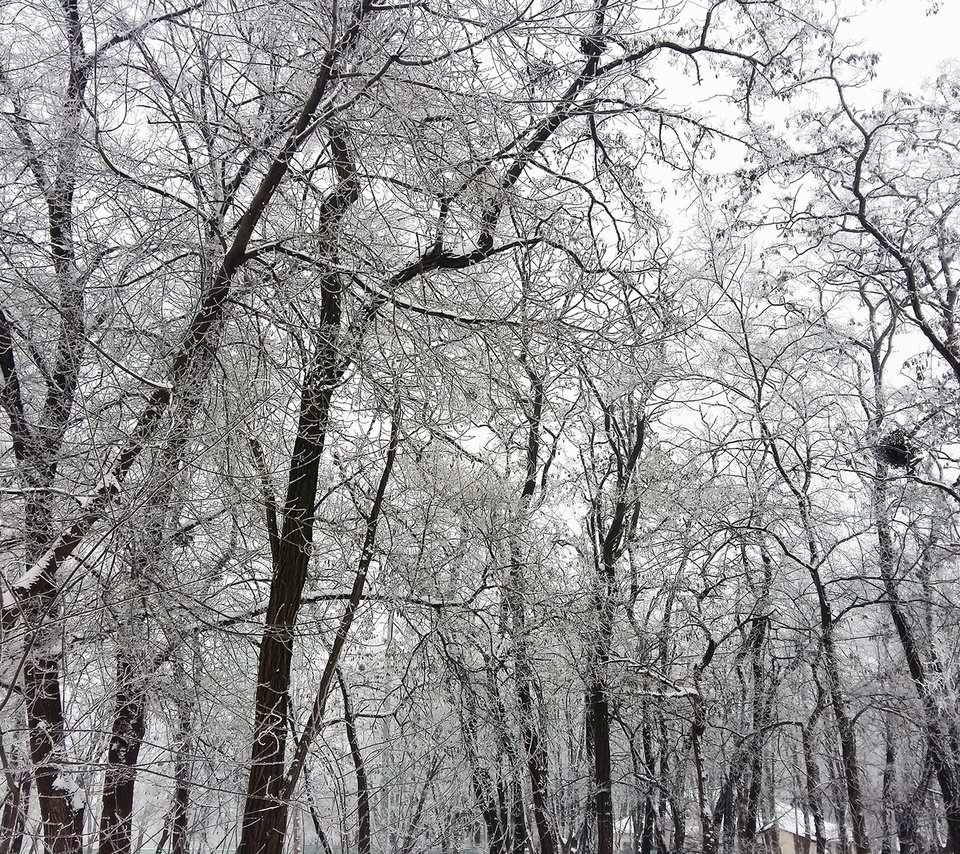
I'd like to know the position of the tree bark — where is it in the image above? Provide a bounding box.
[0,760,30,854]
[690,639,717,854]
[337,671,370,854]
[801,688,828,854]
[98,653,148,854]
[238,389,398,854]
[170,698,192,854]
[584,407,645,854]
[874,471,960,854]
[507,363,557,854]
[235,114,361,854]
[24,653,83,854]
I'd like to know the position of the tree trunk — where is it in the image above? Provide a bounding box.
[880,723,895,854]
[690,640,717,854]
[237,117,362,854]
[170,696,193,854]
[802,559,869,854]
[896,750,933,854]
[460,685,507,854]
[592,683,614,854]
[740,548,774,854]
[0,762,31,854]
[24,652,83,854]
[874,472,960,854]
[337,671,370,854]
[757,380,870,854]
[508,365,556,854]
[801,702,827,854]
[20,500,83,854]
[98,653,148,854]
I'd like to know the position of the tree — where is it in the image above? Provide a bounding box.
[9,4,944,854]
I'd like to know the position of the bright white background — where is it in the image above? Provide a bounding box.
[847,0,959,91]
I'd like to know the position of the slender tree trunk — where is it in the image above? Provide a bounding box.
[585,408,645,854]
[669,804,683,854]
[507,365,556,854]
[0,762,30,854]
[801,562,868,854]
[639,719,657,854]
[590,608,614,854]
[639,796,656,854]
[517,665,555,854]
[824,731,850,854]
[237,119,362,854]
[459,683,506,854]
[691,693,716,854]
[170,696,193,854]
[756,371,870,854]
[98,654,148,854]
[237,324,341,854]
[880,723,895,854]
[801,699,827,854]
[874,472,960,853]
[508,774,527,854]
[98,501,174,854]
[690,640,718,854]
[589,483,640,854]
[337,671,370,854]
[895,749,933,854]
[741,548,774,854]
[622,716,657,854]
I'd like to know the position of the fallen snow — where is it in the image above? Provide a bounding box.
[761,802,842,842]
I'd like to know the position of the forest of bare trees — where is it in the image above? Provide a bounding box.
[2,1,959,854]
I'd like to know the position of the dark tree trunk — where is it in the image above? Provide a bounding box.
[98,653,148,854]
[170,697,193,854]
[20,499,83,854]
[896,750,933,854]
[236,118,362,854]
[590,677,614,854]
[24,652,84,854]
[508,365,556,854]
[801,701,827,854]
[668,799,684,854]
[881,722,895,854]
[639,796,656,854]
[237,345,339,854]
[518,666,556,854]
[739,549,774,854]
[690,640,717,854]
[639,720,657,854]
[808,570,869,854]
[0,763,31,854]
[757,383,870,854]
[587,412,646,854]
[337,671,371,854]
[468,739,507,854]
[874,472,960,854]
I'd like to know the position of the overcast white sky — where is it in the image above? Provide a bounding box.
[846,0,959,92]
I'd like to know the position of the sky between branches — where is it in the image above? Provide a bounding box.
[847,0,958,92]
